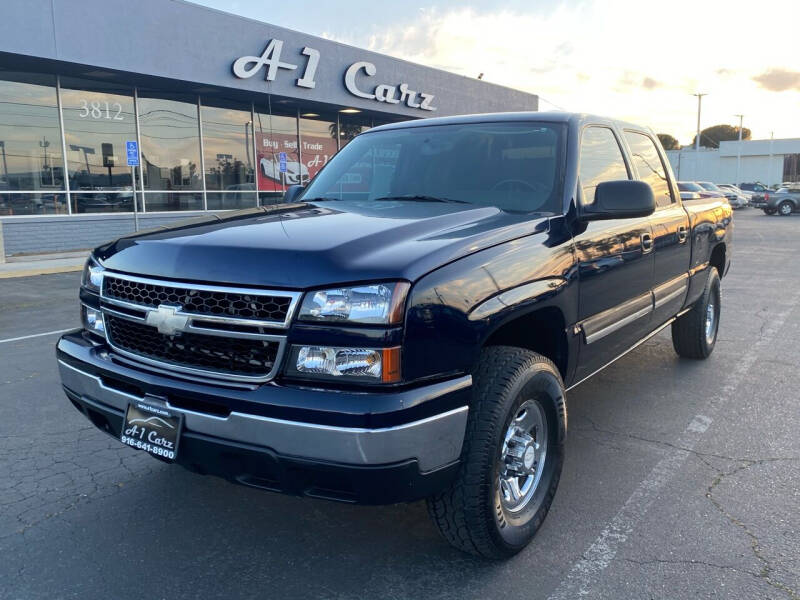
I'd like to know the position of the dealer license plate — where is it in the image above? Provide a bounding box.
[120,399,183,462]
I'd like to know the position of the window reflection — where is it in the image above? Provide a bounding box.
[0,72,65,208]
[144,192,203,212]
[201,100,254,191]
[338,113,372,147]
[60,78,136,194]
[623,131,674,207]
[299,114,338,181]
[206,191,256,211]
[579,127,629,205]
[138,92,202,191]
[0,192,66,216]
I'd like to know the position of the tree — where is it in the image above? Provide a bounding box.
[691,124,751,149]
[657,133,680,151]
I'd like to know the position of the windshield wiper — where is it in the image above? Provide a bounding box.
[373,195,468,204]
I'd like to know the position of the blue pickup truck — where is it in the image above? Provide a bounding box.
[57,112,732,558]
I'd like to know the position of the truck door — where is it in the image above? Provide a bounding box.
[572,126,655,381]
[623,130,690,326]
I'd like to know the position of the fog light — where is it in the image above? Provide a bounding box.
[292,346,401,383]
[81,305,105,337]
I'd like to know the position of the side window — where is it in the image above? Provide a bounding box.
[579,127,629,205]
[624,131,674,208]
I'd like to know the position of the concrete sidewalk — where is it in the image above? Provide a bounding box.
[0,250,88,279]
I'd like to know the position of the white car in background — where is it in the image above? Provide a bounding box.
[717,183,750,208]
[260,156,309,186]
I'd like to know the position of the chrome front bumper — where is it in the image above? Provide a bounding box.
[58,359,469,472]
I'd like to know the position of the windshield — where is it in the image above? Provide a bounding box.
[698,182,720,191]
[678,182,702,192]
[300,121,565,214]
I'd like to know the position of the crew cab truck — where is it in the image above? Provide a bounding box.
[57,112,732,558]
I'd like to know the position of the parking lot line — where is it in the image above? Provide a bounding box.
[547,292,799,600]
[0,328,74,344]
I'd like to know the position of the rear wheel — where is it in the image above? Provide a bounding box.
[672,268,721,359]
[427,347,566,559]
[778,201,794,216]
[763,208,776,215]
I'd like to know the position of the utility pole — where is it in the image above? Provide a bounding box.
[693,93,707,151]
[735,114,744,186]
[768,131,774,187]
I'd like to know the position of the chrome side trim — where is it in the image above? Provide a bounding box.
[653,273,688,310]
[580,292,653,345]
[58,359,470,472]
[101,271,302,329]
[566,316,676,391]
[101,312,287,384]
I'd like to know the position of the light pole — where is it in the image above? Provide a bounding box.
[735,114,744,186]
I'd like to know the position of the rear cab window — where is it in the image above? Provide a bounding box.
[624,131,675,208]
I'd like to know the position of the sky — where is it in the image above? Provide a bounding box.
[192,0,800,144]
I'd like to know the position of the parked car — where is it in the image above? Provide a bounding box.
[739,182,770,194]
[58,112,732,559]
[751,186,800,215]
[717,184,750,207]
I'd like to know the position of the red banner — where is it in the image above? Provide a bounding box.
[255,132,337,192]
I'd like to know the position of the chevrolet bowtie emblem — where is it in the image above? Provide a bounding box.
[145,305,190,336]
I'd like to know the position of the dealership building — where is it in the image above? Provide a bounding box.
[0,0,538,258]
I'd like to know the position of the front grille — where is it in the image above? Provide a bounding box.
[104,276,292,323]
[105,315,280,378]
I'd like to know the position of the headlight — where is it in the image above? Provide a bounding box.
[81,256,105,292]
[81,304,105,338]
[297,282,409,324]
[287,345,401,383]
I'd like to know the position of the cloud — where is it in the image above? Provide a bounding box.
[642,77,661,90]
[337,1,800,142]
[753,68,800,91]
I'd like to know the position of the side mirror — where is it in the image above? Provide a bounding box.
[581,180,655,221]
[284,184,305,204]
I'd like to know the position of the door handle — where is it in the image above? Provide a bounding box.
[641,233,653,253]
[677,225,688,243]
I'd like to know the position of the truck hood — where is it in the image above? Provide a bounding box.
[96,201,549,289]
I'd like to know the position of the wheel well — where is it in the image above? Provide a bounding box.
[710,243,726,278]
[482,307,568,380]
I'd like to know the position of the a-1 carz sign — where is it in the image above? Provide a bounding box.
[232,39,437,112]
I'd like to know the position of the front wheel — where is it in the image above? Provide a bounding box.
[778,201,794,216]
[672,268,721,359]
[427,347,566,559]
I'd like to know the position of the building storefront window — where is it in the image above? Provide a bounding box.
[138,91,202,211]
[0,71,66,215]
[60,77,137,214]
[299,113,339,182]
[338,111,372,147]
[0,70,404,217]
[253,107,299,202]
[201,99,256,209]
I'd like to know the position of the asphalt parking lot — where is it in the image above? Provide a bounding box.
[1,209,798,600]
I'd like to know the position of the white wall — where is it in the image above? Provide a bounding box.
[666,149,785,185]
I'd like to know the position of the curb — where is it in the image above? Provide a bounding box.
[0,265,84,279]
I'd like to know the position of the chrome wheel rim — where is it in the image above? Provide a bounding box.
[705,297,717,345]
[498,400,548,513]
[780,203,792,215]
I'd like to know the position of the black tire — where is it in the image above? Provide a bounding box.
[426,347,566,559]
[778,201,794,216]
[672,267,721,359]
[763,208,776,215]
